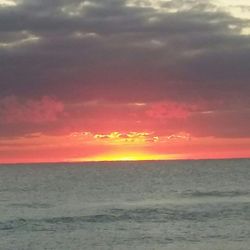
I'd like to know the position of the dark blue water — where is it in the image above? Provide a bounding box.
[0,159,250,249]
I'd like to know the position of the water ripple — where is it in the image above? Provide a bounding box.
[1,203,250,232]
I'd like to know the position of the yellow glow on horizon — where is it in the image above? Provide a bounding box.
[72,151,182,162]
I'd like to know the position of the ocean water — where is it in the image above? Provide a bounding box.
[0,159,250,250]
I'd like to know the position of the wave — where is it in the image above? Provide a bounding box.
[1,202,250,232]
[182,190,250,198]
[7,203,52,209]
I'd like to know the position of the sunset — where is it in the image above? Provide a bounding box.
[1,0,250,163]
[0,1,250,249]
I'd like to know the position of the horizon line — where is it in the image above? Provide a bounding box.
[1,157,249,166]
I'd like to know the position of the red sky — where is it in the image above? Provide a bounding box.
[0,98,249,163]
[0,0,250,163]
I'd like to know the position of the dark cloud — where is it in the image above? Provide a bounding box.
[0,0,250,139]
[0,95,64,123]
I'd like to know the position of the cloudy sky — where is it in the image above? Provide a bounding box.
[1,0,250,162]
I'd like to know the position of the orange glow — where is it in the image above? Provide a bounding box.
[73,151,182,162]
[93,131,159,144]
[1,130,250,163]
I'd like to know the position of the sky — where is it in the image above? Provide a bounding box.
[0,0,250,163]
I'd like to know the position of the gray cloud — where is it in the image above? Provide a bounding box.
[0,0,250,138]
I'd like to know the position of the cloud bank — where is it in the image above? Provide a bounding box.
[0,0,250,161]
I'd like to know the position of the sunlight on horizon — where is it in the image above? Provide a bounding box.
[72,151,183,162]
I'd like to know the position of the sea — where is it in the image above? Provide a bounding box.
[0,159,249,250]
